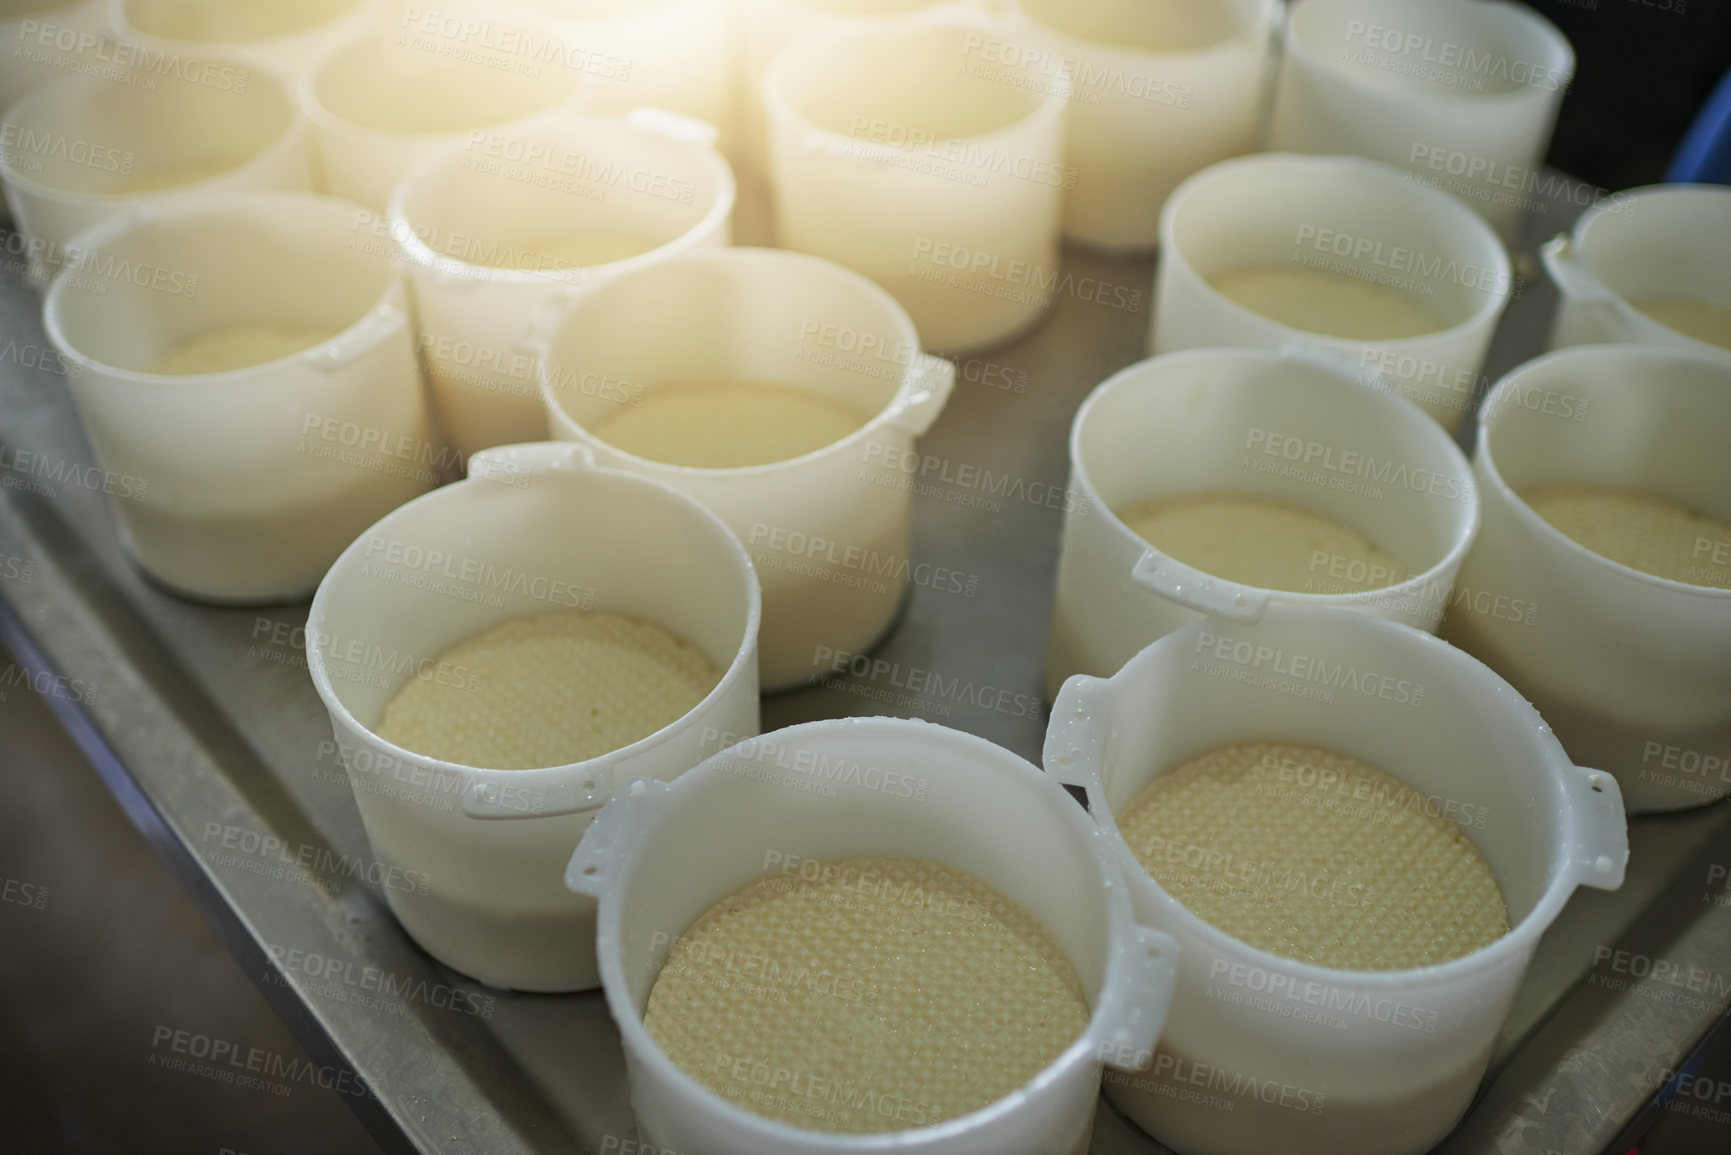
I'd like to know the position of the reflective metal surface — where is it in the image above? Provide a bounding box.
[0,175,1726,1155]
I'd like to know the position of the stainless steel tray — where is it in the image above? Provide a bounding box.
[1,176,1728,1155]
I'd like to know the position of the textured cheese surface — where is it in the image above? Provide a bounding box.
[1121,492,1409,594]
[1120,742,1508,970]
[149,324,338,375]
[591,380,869,469]
[1633,296,1731,350]
[642,857,1090,1134]
[376,610,720,770]
[1524,484,1731,589]
[1209,265,1445,340]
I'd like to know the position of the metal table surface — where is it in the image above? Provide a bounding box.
[1,174,1729,1155]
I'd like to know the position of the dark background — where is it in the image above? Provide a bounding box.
[1527,0,1731,189]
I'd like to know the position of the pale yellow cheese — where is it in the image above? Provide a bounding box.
[1209,264,1445,340]
[643,857,1089,1134]
[1631,296,1731,350]
[148,323,339,375]
[591,380,869,469]
[1121,492,1409,594]
[1120,742,1508,971]
[376,609,719,770]
[1523,484,1731,589]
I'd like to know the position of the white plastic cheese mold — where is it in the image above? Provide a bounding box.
[568,715,1180,1155]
